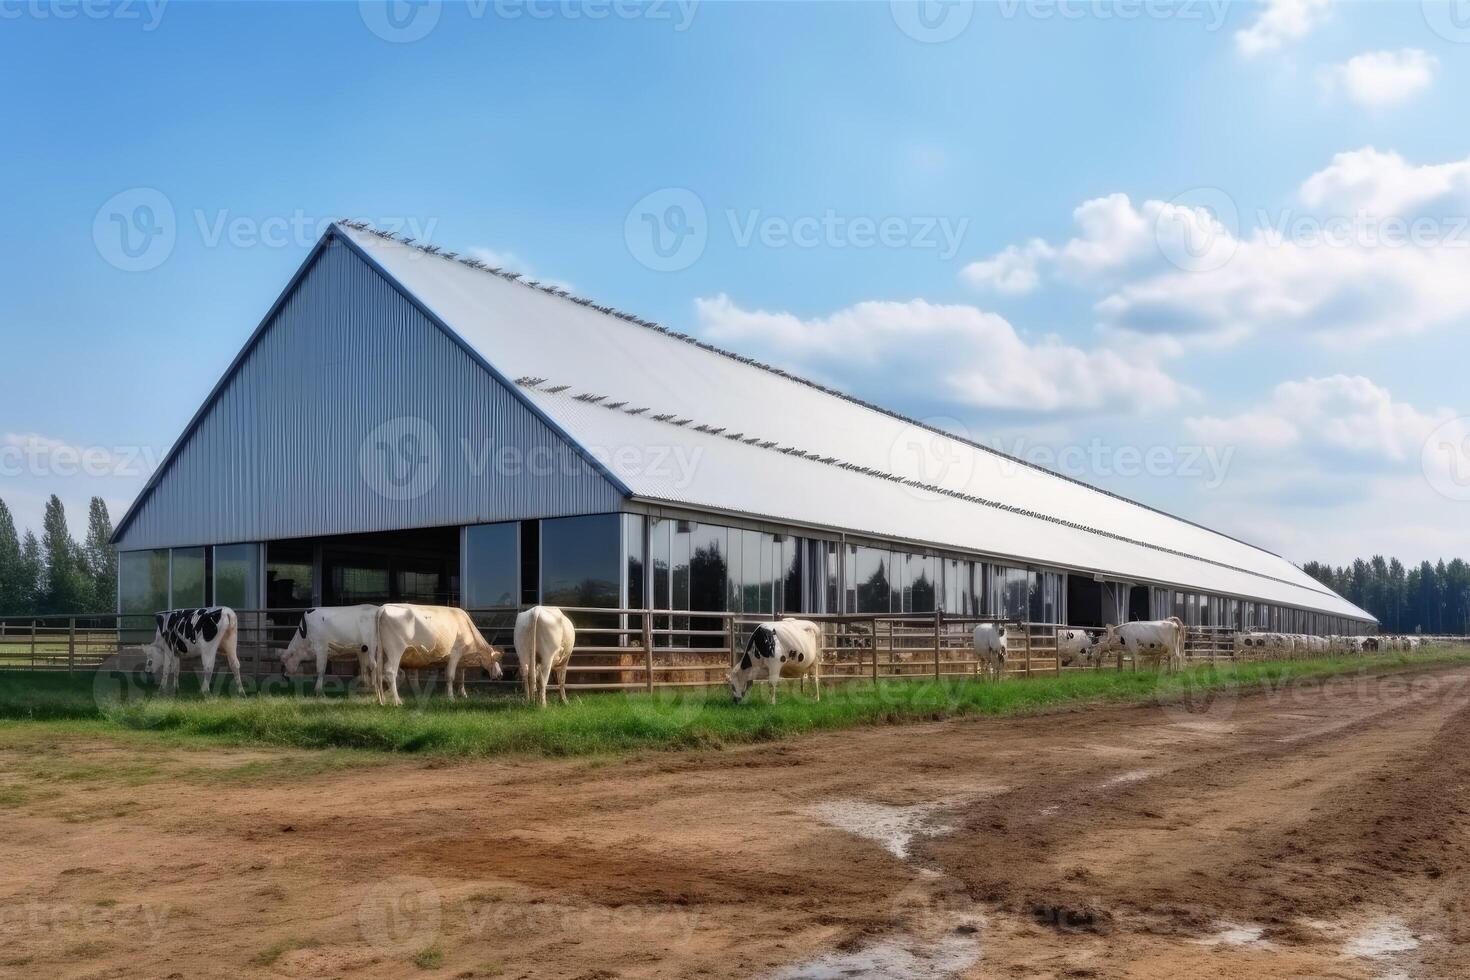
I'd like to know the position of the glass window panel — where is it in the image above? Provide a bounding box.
[213,544,260,610]
[911,556,936,613]
[118,549,169,639]
[540,514,621,608]
[854,547,890,614]
[781,536,802,614]
[464,522,519,609]
[689,523,727,614]
[169,547,206,609]
[266,541,314,608]
[623,515,645,610]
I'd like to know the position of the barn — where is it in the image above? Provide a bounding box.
[110,222,1375,639]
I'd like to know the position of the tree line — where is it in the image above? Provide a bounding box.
[0,495,116,617]
[1302,557,1470,635]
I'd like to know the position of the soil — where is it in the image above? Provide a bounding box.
[3,662,1469,979]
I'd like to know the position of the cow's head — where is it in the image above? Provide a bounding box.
[140,638,168,678]
[281,620,311,675]
[727,654,755,704]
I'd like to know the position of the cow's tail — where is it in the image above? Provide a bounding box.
[1168,616,1186,669]
[373,606,390,705]
[523,610,540,702]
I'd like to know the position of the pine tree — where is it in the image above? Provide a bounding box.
[81,497,116,612]
[0,498,21,614]
[40,495,85,613]
[18,531,42,614]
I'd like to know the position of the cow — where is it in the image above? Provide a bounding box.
[514,605,576,708]
[141,607,242,697]
[1055,628,1100,668]
[1098,617,1185,672]
[281,605,380,696]
[728,618,822,704]
[972,623,1008,680]
[375,604,504,707]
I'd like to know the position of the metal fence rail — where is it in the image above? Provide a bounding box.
[0,609,1464,691]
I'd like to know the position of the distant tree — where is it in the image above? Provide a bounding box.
[40,495,86,613]
[17,531,42,615]
[0,498,21,615]
[81,497,116,612]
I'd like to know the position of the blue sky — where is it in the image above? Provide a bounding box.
[3,0,1469,565]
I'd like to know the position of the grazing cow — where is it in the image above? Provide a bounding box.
[972,623,1009,680]
[281,605,380,696]
[375,604,503,707]
[514,605,576,708]
[728,619,822,704]
[142,607,242,697]
[1055,628,1100,668]
[1363,636,1380,652]
[1099,618,1185,672]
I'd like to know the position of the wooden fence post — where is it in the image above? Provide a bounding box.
[1055,625,1062,676]
[933,610,942,681]
[642,608,654,693]
[1023,622,1032,677]
[30,620,37,669]
[67,618,76,676]
[871,617,881,683]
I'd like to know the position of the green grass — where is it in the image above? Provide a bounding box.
[0,648,1466,759]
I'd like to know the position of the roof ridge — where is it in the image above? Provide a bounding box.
[335,218,1284,563]
[521,378,1355,609]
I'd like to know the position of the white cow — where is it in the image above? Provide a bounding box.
[972,623,1009,680]
[375,604,504,707]
[727,618,822,704]
[281,605,380,696]
[141,607,243,697]
[514,605,576,708]
[1099,618,1185,672]
[1055,628,1100,668]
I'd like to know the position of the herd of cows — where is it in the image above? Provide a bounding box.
[136,605,1425,705]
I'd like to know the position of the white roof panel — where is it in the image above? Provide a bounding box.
[340,225,1372,622]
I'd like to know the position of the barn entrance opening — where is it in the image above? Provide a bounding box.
[1066,576,1106,628]
[1129,585,1151,622]
[319,526,461,606]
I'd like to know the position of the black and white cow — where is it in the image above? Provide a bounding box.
[142,607,242,696]
[728,619,822,704]
[281,605,380,696]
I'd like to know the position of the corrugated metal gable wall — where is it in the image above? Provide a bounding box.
[115,238,623,550]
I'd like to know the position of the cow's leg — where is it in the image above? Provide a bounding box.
[224,646,245,697]
[445,652,458,702]
[538,660,552,708]
[385,651,404,707]
[198,648,217,697]
[315,646,328,697]
[556,657,568,705]
[813,661,821,702]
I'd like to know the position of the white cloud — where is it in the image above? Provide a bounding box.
[960,239,1052,294]
[694,294,1188,415]
[1080,149,1470,346]
[1299,146,1470,216]
[1185,375,1452,463]
[1235,0,1333,57]
[1321,49,1438,109]
[962,192,1235,295]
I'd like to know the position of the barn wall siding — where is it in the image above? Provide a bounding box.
[114,239,624,550]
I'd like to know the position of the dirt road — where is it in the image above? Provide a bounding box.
[3,663,1469,979]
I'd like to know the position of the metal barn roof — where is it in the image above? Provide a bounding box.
[334,224,1371,622]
